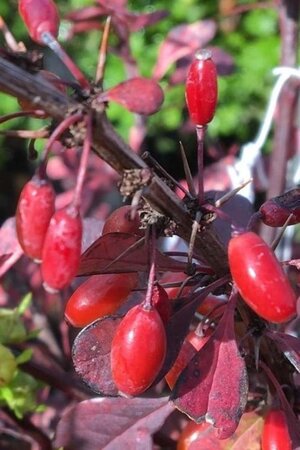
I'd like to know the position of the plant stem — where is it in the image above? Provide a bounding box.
[196,125,206,205]
[73,113,92,209]
[144,226,156,309]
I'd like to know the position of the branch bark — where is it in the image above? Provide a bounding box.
[0,56,228,274]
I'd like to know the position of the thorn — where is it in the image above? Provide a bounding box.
[95,16,111,85]
[187,211,202,274]
[142,151,193,198]
[271,213,294,251]
[179,141,197,197]
[215,178,253,208]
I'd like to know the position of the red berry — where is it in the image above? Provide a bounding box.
[16,177,55,261]
[18,0,59,45]
[228,232,297,323]
[185,49,218,126]
[177,421,211,450]
[41,206,82,292]
[261,408,292,450]
[152,283,171,325]
[65,272,139,328]
[102,205,142,236]
[111,304,167,396]
[259,188,300,227]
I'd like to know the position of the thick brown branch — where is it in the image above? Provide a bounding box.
[0,56,228,274]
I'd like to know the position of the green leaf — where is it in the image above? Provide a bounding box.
[15,348,33,365]
[17,293,32,315]
[0,370,45,419]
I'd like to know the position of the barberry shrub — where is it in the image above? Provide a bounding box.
[0,1,299,449]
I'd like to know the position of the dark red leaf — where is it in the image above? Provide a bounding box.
[72,315,122,396]
[153,277,229,384]
[125,10,169,32]
[153,20,216,80]
[54,396,173,450]
[78,233,188,276]
[265,331,300,373]
[100,78,164,115]
[171,301,248,439]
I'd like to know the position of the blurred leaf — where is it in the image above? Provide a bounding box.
[0,370,44,419]
[55,396,173,450]
[15,348,33,365]
[17,293,32,315]
[153,20,217,80]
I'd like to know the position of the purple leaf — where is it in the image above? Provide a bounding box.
[66,6,105,21]
[265,331,300,373]
[72,315,122,396]
[78,233,188,276]
[153,20,216,80]
[100,78,164,115]
[125,10,169,32]
[171,301,248,439]
[54,396,173,450]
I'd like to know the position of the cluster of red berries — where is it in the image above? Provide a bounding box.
[16,175,82,293]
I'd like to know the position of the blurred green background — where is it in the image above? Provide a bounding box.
[0,0,279,221]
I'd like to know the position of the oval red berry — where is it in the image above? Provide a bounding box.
[111,304,167,396]
[65,272,138,328]
[16,177,55,261]
[261,408,292,450]
[102,205,142,236]
[41,206,82,292]
[228,232,297,323]
[18,0,59,45]
[185,49,218,126]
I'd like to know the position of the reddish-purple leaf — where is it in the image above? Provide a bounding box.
[171,301,248,439]
[72,315,122,396]
[100,78,164,115]
[66,6,105,21]
[54,396,173,450]
[154,277,229,384]
[97,0,128,11]
[153,20,217,80]
[125,10,169,32]
[78,233,189,276]
[265,331,300,373]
